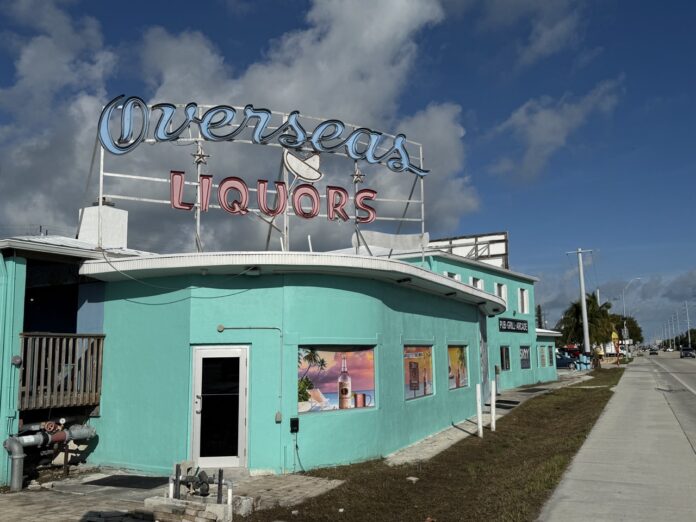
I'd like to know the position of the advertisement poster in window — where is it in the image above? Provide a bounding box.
[297,347,375,413]
[403,346,433,399]
[448,346,468,389]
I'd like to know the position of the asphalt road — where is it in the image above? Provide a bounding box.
[644,350,696,452]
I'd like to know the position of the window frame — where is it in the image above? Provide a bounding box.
[520,345,531,370]
[447,345,469,390]
[470,276,484,291]
[297,345,376,414]
[500,345,511,371]
[495,282,508,303]
[518,288,529,314]
[403,345,435,401]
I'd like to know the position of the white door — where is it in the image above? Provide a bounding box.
[192,346,248,468]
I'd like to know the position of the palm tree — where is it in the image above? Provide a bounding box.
[556,293,613,349]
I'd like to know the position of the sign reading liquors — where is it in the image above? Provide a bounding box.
[98,95,428,176]
[499,319,529,333]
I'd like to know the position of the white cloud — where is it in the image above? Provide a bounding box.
[0,0,479,253]
[491,77,622,178]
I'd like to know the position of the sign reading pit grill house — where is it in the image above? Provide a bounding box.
[498,318,529,333]
[98,95,428,224]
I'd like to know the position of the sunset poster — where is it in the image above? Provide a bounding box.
[298,348,375,413]
[448,346,468,389]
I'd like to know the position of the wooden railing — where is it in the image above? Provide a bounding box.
[18,333,105,411]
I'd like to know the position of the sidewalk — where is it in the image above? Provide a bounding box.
[538,358,696,521]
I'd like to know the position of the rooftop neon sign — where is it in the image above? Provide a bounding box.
[98,95,428,176]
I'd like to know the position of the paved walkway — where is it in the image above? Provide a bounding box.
[538,357,696,521]
[0,371,591,521]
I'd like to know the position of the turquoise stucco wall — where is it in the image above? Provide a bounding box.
[88,278,193,475]
[403,255,557,389]
[88,272,483,475]
[0,255,26,485]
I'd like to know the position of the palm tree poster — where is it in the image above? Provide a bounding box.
[403,346,433,399]
[297,348,375,413]
[448,346,468,389]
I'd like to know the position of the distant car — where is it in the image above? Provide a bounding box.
[556,353,576,369]
[667,348,674,352]
[649,348,659,355]
[680,349,695,359]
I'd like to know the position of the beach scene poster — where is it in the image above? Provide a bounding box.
[403,346,433,400]
[298,348,375,413]
[448,346,468,389]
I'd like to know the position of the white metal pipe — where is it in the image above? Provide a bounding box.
[476,383,483,438]
[491,380,497,432]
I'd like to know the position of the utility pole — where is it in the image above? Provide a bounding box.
[567,248,592,355]
[676,308,681,345]
[670,316,676,349]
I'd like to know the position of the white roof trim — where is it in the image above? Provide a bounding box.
[0,236,148,260]
[80,251,507,316]
[536,328,562,337]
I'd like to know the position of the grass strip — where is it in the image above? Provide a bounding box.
[249,369,624,522]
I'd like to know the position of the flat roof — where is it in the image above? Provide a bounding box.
[0,236,149,260]
[80,251,508,316]
[536,328,562,337]
[393,250,539,283]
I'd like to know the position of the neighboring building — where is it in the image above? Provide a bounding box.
[0,225,558,484]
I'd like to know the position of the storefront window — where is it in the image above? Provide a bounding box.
[448,346,468,389]
[548,346,554,366]
[520,346,531,369]
[297,347,375,413]
[500,346,510,371]
[403,346,433,400]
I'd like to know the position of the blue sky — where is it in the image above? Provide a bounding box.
[0,0,694,339]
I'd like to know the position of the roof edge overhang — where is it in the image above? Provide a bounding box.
[80,251,507,316]
[0,239,104,261]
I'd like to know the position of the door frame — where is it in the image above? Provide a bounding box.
[191,345,248,468]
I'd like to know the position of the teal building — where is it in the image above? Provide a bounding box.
[0,238,558,484]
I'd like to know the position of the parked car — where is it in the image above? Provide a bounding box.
[649,348,659,355]
[680,349,695,359]
[556,353,577,369]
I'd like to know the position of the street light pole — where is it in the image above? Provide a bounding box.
[621,278,641,353]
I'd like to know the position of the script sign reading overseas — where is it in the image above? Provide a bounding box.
[499,319,529,333]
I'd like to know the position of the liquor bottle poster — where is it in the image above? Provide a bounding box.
[297,347,375,413]
[403,346,433,399]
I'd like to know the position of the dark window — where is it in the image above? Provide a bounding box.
[500,346,510,371]
[520,346,531,369]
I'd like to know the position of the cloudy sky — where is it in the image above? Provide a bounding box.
[0,0,694,341]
